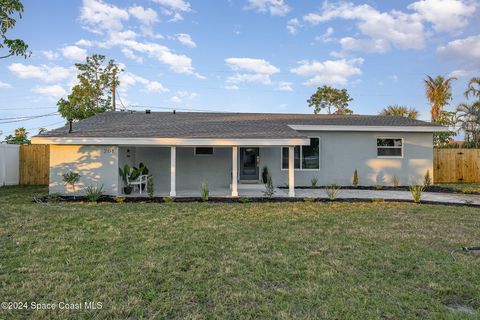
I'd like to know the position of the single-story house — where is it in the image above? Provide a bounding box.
[32,111,448,197]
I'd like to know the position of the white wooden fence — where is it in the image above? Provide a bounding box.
[0,144,20,186]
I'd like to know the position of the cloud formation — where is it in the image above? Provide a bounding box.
[290,58,363,86]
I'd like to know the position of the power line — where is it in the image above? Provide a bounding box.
[0,106,57,111]
[0,112,60,124]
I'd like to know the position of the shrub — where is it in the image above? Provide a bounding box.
[201,182,209,201]
[423,170,432,187]
[239,196,251,203]
[263,174,275,197]
[147,175,154,198]
[62,171,81,199]
[324,184,341,200]
[262,166,269,184]
[85,184,104,202]
[163,196,175,203]
[392,176,400,188]
[311,176,318,187]
[375,185,383,190]
[116,197,126,203]
[352,169,359,187]
[410,184,424,203]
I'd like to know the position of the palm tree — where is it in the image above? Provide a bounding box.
[424,75,456,123]
[456,101,480,142]
[465,77,480,99]
[379,105,419,119]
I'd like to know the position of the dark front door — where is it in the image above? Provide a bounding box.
[240,147,259,181]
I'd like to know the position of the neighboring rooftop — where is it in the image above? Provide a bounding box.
[38,111,444,139]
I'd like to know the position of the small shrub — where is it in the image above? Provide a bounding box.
[116,197,126,203]
[62,171,81,199]
[375,185,383,190]
[163,196,175,203]
[311,176,318,187]
[262,166,269,184]
[410,184,424,203]
[147,175,154,198]
[352,169,359,187]
[463,188,477,194]
[423,170,432,186]
[239,196,251,203]
[201,182,209,201]
[392,176,400,188]
[324,184,341,200]
[263,174,275,197]
[85,184,104,202]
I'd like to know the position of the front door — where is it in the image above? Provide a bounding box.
[240,147,259,181]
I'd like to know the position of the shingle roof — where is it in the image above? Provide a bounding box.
[39,111,443,139]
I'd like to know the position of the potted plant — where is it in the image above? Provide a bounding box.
[131,163,149,190]
[119,164,133,194]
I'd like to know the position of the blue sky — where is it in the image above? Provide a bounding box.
[1,0,479,139]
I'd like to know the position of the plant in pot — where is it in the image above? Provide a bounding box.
[131,162,149,191]
[119,164,133,194]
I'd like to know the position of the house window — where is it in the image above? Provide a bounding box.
[281,137,320,170]
[194,147,214,155]
[377,138,403,157]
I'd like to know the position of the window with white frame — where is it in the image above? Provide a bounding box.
[377,138,403,157]
[281,137,320,170]
[194,147,214,155]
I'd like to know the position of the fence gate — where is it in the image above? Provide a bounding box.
[434,148,480,183]
[0,144,20,186]
[19,144,50,185]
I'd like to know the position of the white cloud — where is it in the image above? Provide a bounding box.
[437,35,480,67]
[225,84,239,90]
[246,0,290,16]
[8,63,74,83]
[61,45,87,61]
[287,18,300,35]
[153,0,191,12]
[170,90,197,103]
[41,50,59,60]
[225,58,280,75]
[176,33,196,48]
[276,81,293,91]
[32,85,67,99]
[75,39,94,47]
[408,0,476,33]
[303,2,426,52]
[0,81,12,89]
[170,95,182,103]
[119,72,169,93]
[121,48,143,63]
[80,0,129,32]
[315,27,334,43]
[128,6,158,25]
[339,37,390,53]
[290,58,364,86]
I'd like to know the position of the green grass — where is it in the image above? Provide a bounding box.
[436,183,480,194]
[1,186,480,319]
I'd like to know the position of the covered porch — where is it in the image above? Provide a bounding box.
[118,144,303,198]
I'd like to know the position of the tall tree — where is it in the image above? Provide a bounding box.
[465,77,480,100]
[456,101,480,142]
[57,54,122,121]
[424,75,456,122]
[379,105,419,119]
[1,0,29,59]
[307,85,353,114]
[4,127,30,144]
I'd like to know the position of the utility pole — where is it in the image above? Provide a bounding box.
[112,68,116,111]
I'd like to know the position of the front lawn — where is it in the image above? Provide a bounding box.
[1,186,479,319]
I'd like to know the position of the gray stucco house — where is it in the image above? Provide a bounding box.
[32,111,448,197]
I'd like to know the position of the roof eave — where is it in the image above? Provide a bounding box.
[288,125,450,132]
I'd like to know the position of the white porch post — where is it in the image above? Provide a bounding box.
[288,146,295,197]
[232,146,238,197]
[170,146,176,197]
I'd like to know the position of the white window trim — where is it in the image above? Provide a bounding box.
[194,147,214,156]
[281,137,321,171]
[376,137,404,159]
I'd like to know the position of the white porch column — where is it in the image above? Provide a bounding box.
[288,146,295,197]
[231,146,238,197]
[170,146,176,197]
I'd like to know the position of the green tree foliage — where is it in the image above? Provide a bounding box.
[456,77,480,143]
[0,0,29,59]
[424,75,456,123]
[465,77,480,100]
[62,171,81,199]
[57,54,122,121]
[4,127,30,144]
[379,105,419,119]
[307,85,353,114]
